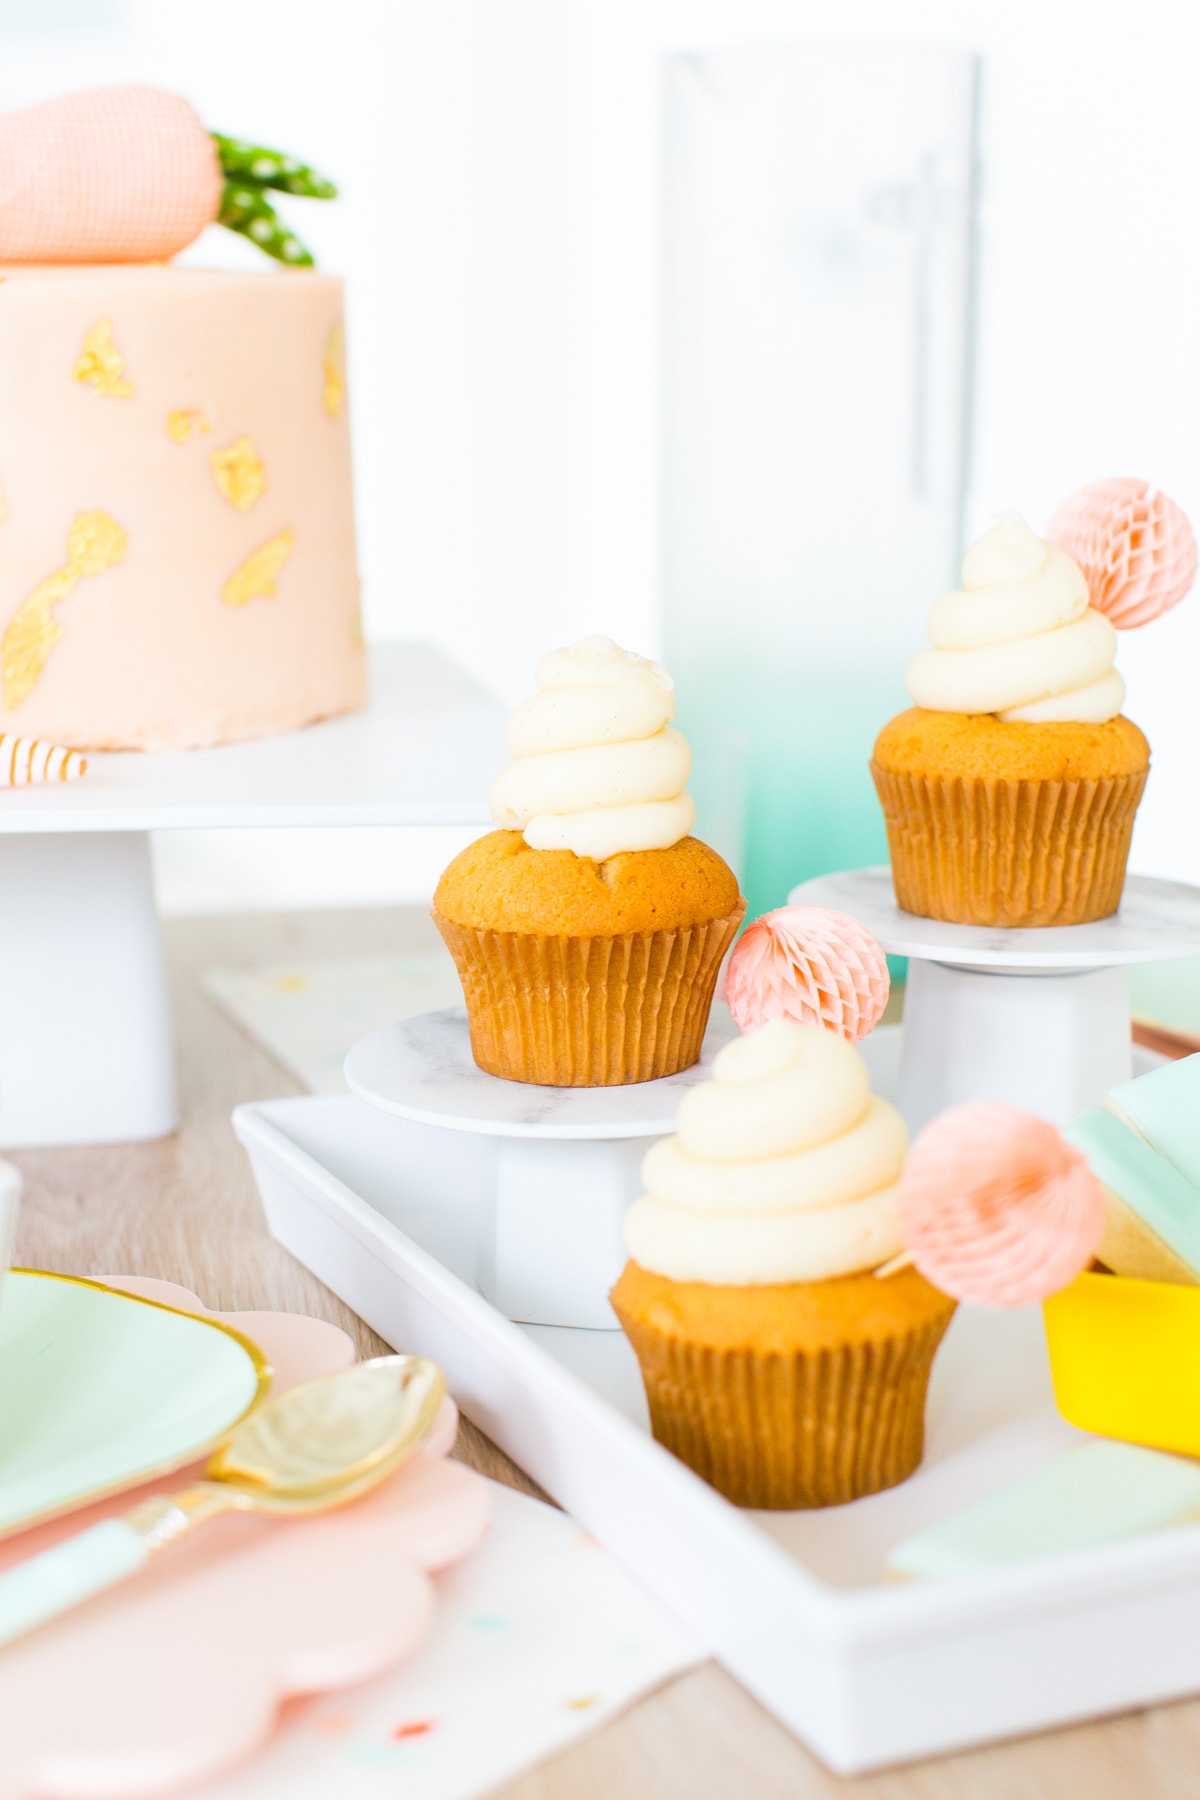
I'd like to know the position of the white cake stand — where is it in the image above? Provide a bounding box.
[789,868,1200,1130]
[345,1005,739,1330]
[0,646,505,1149]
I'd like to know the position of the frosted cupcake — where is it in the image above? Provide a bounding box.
[610,1020,956,1507]
[434,636,745,1086]
[872,512,1150,927]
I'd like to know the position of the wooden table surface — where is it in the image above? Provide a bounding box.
[15,905,1200,1800]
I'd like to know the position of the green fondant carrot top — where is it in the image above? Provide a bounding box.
[212,133,338,267]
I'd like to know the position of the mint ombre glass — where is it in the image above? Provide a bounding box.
[662,46,978,918]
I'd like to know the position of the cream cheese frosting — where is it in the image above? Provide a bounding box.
[623,1019,906,1284]
[489,635,696,860]
[906,513,1126,723]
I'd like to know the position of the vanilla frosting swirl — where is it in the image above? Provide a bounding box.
[489,635,695,860]
[623,1020,906,1284]
[906,513,1126,723]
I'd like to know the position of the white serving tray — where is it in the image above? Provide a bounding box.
[234,1035,1200,1775]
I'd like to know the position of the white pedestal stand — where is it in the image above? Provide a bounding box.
[790,868,1200,1131]
[0,833,176,1146]
[0,647,504,1148]
[345,1006,738,1330]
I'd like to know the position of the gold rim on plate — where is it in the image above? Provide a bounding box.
[0,1269,274,1538]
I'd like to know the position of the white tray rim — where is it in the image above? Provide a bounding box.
[236,1093,1200,1769]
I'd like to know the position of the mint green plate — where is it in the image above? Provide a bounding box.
[0,1271,271,1539]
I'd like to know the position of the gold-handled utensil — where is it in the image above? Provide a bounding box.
[0,1355,445,1649]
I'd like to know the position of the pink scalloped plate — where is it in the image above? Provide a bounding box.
[0,1280,489,1800]
[105,1275,357,1392]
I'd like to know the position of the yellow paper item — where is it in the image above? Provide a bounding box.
[1044,1271,1200,1455]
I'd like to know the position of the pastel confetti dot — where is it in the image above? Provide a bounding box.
[352,1745,426,1768]
[273,973,308,993]
[391,1718,437,1741]
[314,1713,353,1735]
[565,1695,600,1711]
[468,1612,509,1632]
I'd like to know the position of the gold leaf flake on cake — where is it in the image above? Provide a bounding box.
[3,511,128,710]
[210,437,266,511]
[72,319,135,399]
[66,511,127,575]
[323,323,345,417]
[222,530,294,608]
[166,408,211,444]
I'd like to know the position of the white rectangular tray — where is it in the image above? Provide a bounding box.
[234,1089,1200,1774]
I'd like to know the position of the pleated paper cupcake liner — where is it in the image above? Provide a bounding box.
[611,1287,954,1510]
[870,762,1148,928]
[432,901,745,1087]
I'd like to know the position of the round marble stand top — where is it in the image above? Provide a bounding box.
[789,868,1200,971]
[344,1005,739,1140]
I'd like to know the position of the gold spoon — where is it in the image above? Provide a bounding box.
[0,1355,445,1648]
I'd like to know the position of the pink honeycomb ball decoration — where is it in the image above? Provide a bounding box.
[897,1103,1104,1309]
[1046,477,1197,629]
[725,905,889,1043]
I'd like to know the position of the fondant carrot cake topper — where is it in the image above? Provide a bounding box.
[0,85,336,267]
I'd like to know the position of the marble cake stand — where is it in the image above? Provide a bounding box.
[0,647,504,1149]
[789,868,1200,1131]
[345,1005,739,1330]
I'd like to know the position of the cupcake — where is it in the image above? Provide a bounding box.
[872,510,1153,927]
[434,635,745,1086]
[610,1020,956,1507]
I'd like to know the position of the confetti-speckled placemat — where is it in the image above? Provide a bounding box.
[190,1476,703,1799]
[203,952,464,1093]
[205,957,707,1794]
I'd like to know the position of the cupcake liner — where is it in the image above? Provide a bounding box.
[612,1283,953,1509]
[870,762,1148,928]
[432,901,745,1087]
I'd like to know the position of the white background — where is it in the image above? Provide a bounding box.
[1,0,1197,909]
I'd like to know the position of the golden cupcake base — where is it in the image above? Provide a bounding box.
[433,903,745,1087]
[870,709,1151,928]
[871,762,1148,927]
[611,1262,956,1509]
